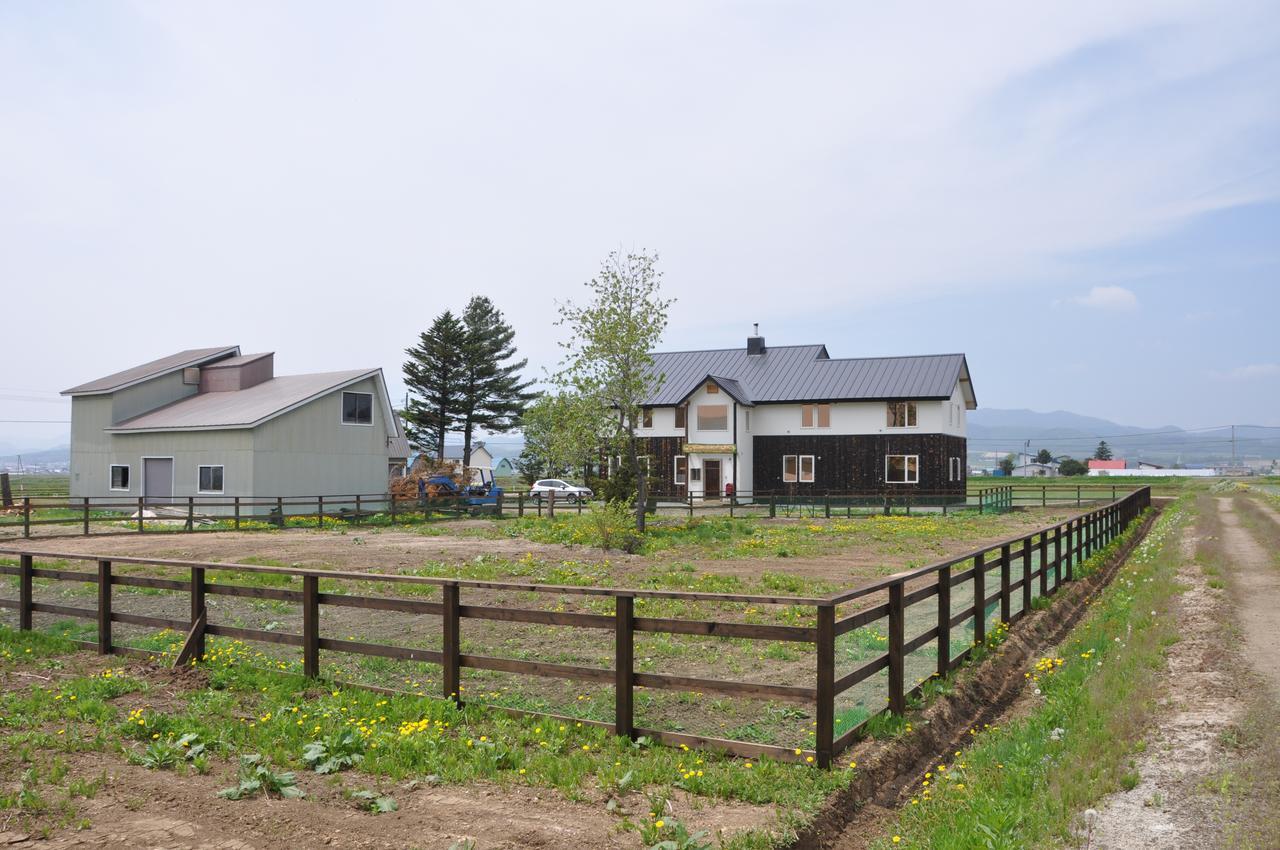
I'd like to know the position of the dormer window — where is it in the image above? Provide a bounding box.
[705,382,719,394]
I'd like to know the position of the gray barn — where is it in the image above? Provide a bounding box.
[62,347,409,508]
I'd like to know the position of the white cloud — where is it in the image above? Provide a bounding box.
[1217,363,1280,381]
[1069,286,1140,311]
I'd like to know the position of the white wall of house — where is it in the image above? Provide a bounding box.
[748,394,964,438]
[636,405,684,438]
[735,404,754,493]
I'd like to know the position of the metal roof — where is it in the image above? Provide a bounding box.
[106,370,381,432]
[62,347,240,395]
[644,345,975,407]
[204,352,272,369]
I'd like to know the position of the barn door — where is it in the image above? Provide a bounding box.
[143,458,173,505]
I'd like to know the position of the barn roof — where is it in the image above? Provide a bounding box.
[644,345,976,408]
[61,347,240,395]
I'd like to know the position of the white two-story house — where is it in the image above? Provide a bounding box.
[625,331,976,499]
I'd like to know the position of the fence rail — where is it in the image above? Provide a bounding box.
[0,486,1152,766]
[3,483,1130,537]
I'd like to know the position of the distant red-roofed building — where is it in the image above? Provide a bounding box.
[1087,459,1126,471]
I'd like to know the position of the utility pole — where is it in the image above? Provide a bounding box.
[1231,424,1236,467]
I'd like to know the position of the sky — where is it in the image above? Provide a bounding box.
[3,1,1279,452]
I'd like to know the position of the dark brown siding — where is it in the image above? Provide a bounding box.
[640,436,684,494]
[752,434,965,496]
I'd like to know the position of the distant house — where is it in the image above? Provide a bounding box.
[440,442,495,483]
[1087,459,1126,473]
[62,347,409,507]
[493,457,516,477]
[615,330,975,498]
[1012,461,1059,477]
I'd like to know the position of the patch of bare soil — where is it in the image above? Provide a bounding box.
[1084,513,1242,849]
[1216,498,1280,697]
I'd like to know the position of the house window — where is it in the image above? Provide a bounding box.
[886,401,917,428]
[182,367,201,385]
[690,466,702,482]
[674,406,687,429]
[198,465,224,494]
[342,391,374,425]
[705,382,719,394]
[109,464,130,491]
[697,404,728,431]
[642,409,653,429]
[885,454,919,484]
[799,455,815,483]
[674,456,688,486]
[745,409,751,431]
[801,404,831,428]
[949,457,962,481]
[783,455,797,483]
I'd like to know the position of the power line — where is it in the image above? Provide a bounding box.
[0,420,70,424]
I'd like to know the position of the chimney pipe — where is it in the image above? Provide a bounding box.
[747,325,765,356]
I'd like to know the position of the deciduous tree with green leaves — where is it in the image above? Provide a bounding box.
[554,250,673,532]
[519,391,609,517]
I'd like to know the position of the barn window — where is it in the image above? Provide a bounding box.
[674,456,688,486]
[949,457,962,481]
[674,406,687,429]
[783,455,798,483]
[745,409,751,431]
[799,455,815,483]
[801,404,831,428]
[109,464,130,491]
[342,391,374,425]
[697,404,728,431]
[885,455,919,484]
[642,409,653,428]
[705,382,719,394]
[198,465,224,493]
[886,401,917,428]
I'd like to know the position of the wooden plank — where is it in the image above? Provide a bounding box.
[31,601,96,619]
[319,593,443,615]
[318,637,442,664]
[972,552,985,646]
[302,575,319,678]
[633,727,810,763]
[463,653,614,684]
[442,583,460,703]
[204,623,305,646]
[31,568,98,583]
[936,565,950,678]
[173,610,207,668]
[815,604,835,768]
[949,606,976,629]
[904,625,939,655]
[97,560,111,655]
[903,583,938,606]
[111,575,189,592]
[190,566,206,663]
[207,584,302,603]
[111,612,188,630]
[634,617,815,643]
[461,605,614,630]
[634,671,815,703]
[835,602,890,635]
[999,543,1011,625]
[0,598,17,609]
[834,653,889,695]
[616,595,634,740]
[887,581,905,714]
[1021,537,1032,614]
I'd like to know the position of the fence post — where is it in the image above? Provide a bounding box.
[888,583,906,715]
[138,497,145,533]
[999,543,1011,625]
[317,495,324,529]
[302,574,319,677]
[186,496,194,532]
[615,595,634,739]
[355,495,362,526]
[978,490,984,515]
[82,497,90,536]
[972,553,986,646]
[1042,485,1046,508]
[937,565,951,677]
[769,494,776,519]
[22,497,30,539]
[97,559,112,655]
[1059,524,1068,584]
[390,493,397,524]
[1021,537,1032,615]
[824,493,831,519]
[688,492,694,518]
[19,554,32,631]
[277,496,284,526]
[191,566,206,662]
[234,496,241,531]
[442,582,461,704]
[816,603,836,767]
[1076,485,1081,508]
[517,492,524,518]
[496,491,504,519]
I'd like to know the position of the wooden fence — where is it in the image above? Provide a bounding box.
[0,487,1151,766]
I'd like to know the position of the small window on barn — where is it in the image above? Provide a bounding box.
[886,401,917,428]
[198,465,224,493]
[342,391,374,425]
[801,404,831,428]
[182,367,201,385]
[782,455,798,483]
[674,456,688,486]
[885,454,920,484]
[642,409,653,428]
[949,457,962,481]
[705,382,719,394]
[697,404,728,431]
[674,406,687,429]
[799,455,815,483]
[109,464,130,491]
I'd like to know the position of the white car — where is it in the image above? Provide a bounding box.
[529,479,593,504]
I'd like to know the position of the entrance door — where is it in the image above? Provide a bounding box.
[703,460,721,499]
[143,458,173,505]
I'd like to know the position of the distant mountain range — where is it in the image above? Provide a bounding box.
[968,409,1279,466]
[0,444,70,469]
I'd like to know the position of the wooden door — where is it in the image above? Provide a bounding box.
[703,460,721,499]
